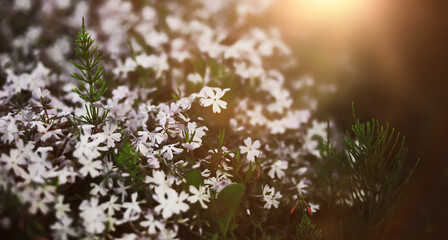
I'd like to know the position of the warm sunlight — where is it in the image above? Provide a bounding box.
[286,0,375,30]
[272,0,385,54]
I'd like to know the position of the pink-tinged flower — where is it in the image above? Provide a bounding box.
[239,137,261,162]
[36,123,62,142]
[200,87,229,113]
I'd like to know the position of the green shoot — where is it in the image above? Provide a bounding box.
[70,17,108,131]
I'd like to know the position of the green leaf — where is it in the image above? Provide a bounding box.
[171,93,179,100]
[71,17,108,130]
[296,214,322,240]
[245,162,256,183]
[184,169,203,189]
[215,183,244,236]
[218,129,225,148]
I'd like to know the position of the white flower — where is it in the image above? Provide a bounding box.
[187,185,211,209]
[262,185,282,209]
[182,142,201,151]
[0,149,27,177]
[122,193,143,222]
[239,137,261,162]
[247,105,266,126]
[79,198,108,234]
[47,166,76,185]
[132,138,152,156]
[14,0,32,11]
[187,72,202,84]
[159,228,179,240]
[181,122,208,151]
[0,114,21,143]
[116,233,138,240]
[145,170,175,195]
[29,196,52,215]
[21,166,45,185]
[146,153,160,168]
[267,119,286,134]
[199,87,229,113]
[15,138,35,160]
[54,196,70,220]
[102,195,121,216]
[303,120,327,157]
[28,147,53,175]
[181,121,208,143]
[308,202,320,214]
[102,122,122,148]
[161,143,183,160]
[90,182,108,196]
[296,179,308,195]
[79,158,103,178]
[153,188,189,219]
[140,211,165,234]
[204,176,232,193]
[73,133,106,161]
[51,217,78,240]
[36,123,62,142]
[268,160,288,179]
[114,180,130,202]
[135,53,169,78]
[32,88,50,100]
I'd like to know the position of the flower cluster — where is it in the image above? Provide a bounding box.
[0,0,331,239]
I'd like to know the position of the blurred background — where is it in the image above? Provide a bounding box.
[262,0,448,239]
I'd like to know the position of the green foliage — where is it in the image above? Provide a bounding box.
[214,183,245,237]
[316,103,419,239]
[296,214,322,240]
[184,169,203,189]
[114,139,142,182]
[218,129,225,149]
[70,17,108,130]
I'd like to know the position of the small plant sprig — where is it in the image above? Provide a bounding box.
[316,103,419,240]
[70,17,108,131]
[296,214,323,240]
